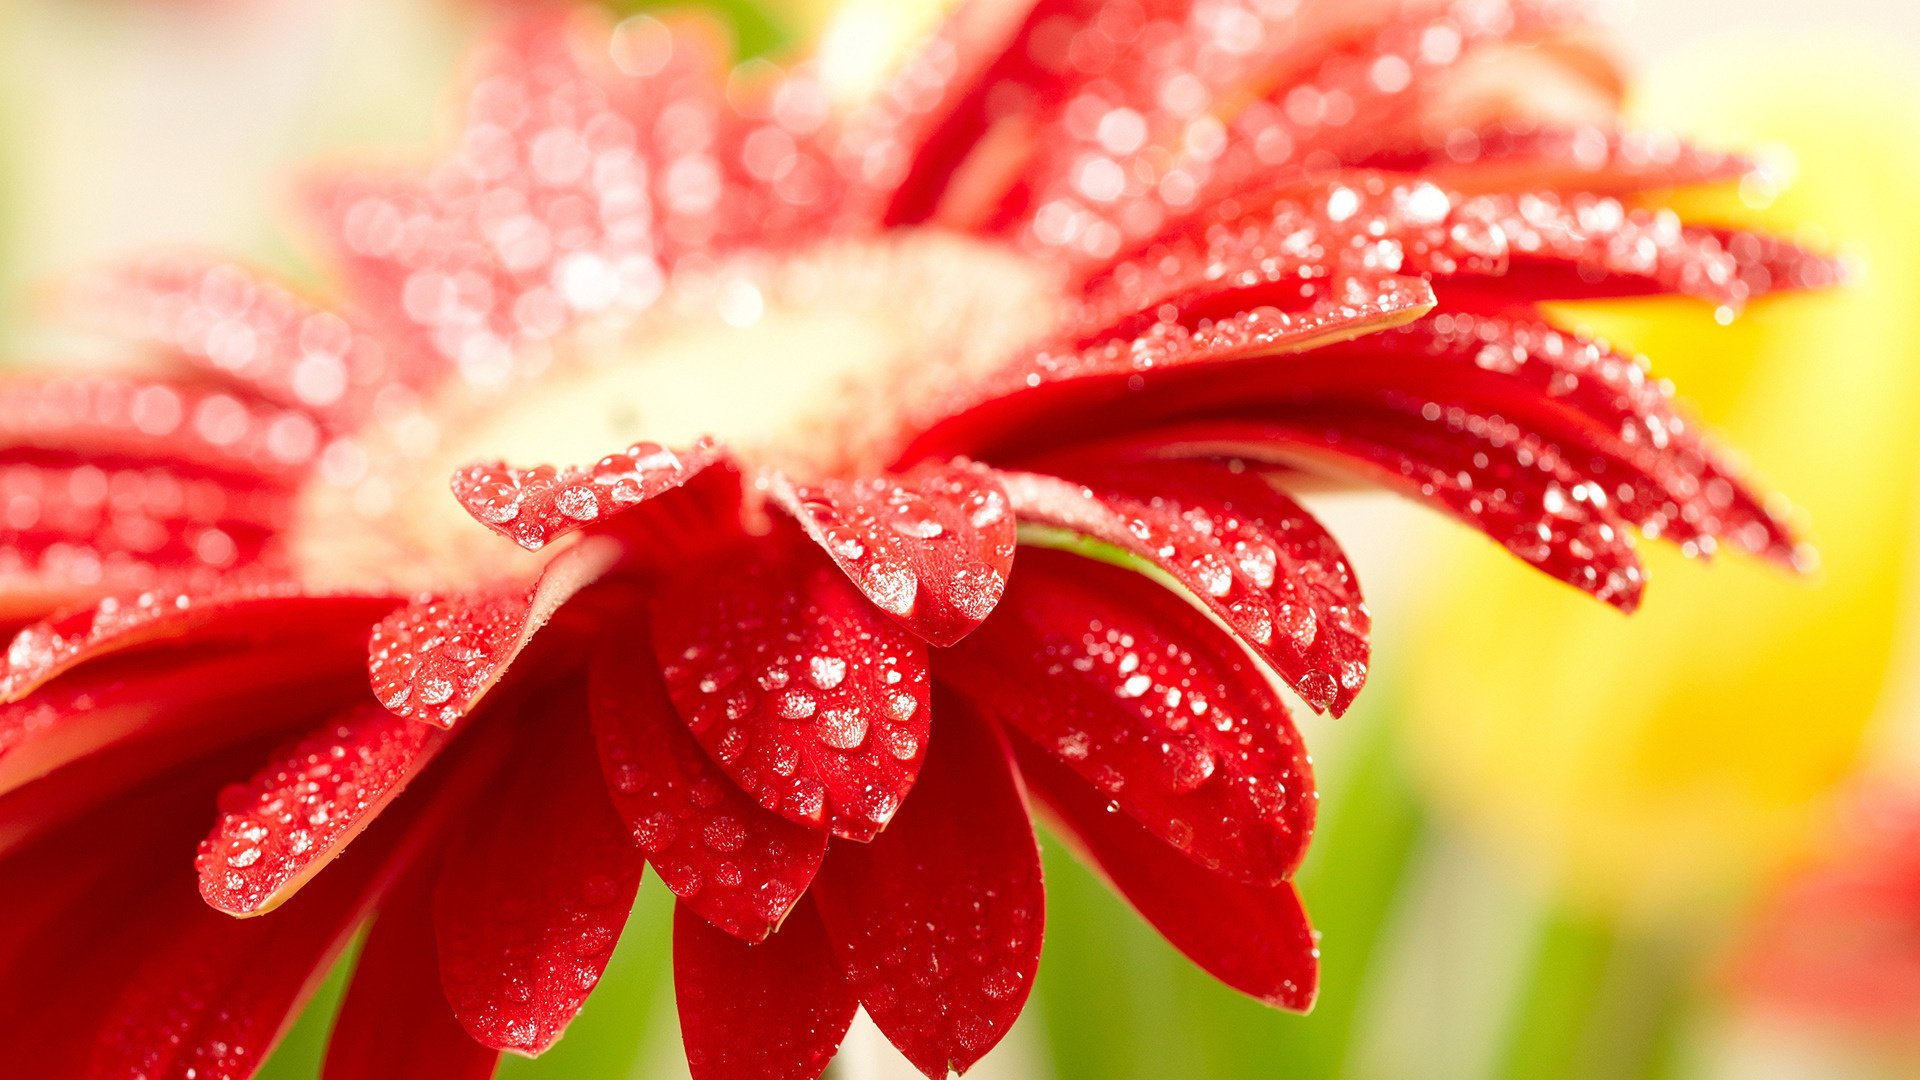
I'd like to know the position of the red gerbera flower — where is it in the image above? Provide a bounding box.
[0,3,1835,1077]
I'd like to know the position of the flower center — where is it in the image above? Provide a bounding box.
[293,230,1061,589]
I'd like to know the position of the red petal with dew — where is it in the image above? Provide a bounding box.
[368,537,617,727]
[996,464,1366,713]
[944,547,1315,885]
[590,615,827,941]
[674,897,857,1080]
[0,637,367,799]
[451,438,724,551]
[2,587,394,703]
[1130,403,1647,609]
[811,697,1043,1078]
[650,534,931,840]
[197,702,449,915]
[770,461,1015,647]
[1014,739,1319,1011]
[325,860,500,1080]
[1360,125,1753,195]
[434,693,644,1055]
[66,256,415,423]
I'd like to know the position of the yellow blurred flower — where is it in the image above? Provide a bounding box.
[1402,40,1920,917]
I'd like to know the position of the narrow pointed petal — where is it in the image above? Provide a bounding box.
[368,537,617,727]
[769,461,1016,647]
[434,696,644,1056]
[650,535,931,840]
[810,699,1043,1078]
[2,587,393,703]
[675,898,857,1080]
[943,548,1314,885]
[0,373,324,480]
[66,256,412,422]
[1138,405,1648,609]
[907,274,1435,463]
[82,792,425,1079]
[1361,125,1754,196]
[996,465,1366,714]
[1015,740,1319,1012]
[451,438,724,552]
[0,638,367,799]
[325,862,500,1080]
[198,703,449,915]
[590,618,827,941]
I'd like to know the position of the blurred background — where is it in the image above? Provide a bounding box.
[5,1,1920,1077]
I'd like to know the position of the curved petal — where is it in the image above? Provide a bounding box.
[650,533,931,841]
[674,897,857,1080]
[810,698,1043,1079]
[590,616,827,942]
[325,860,500,1080]
[1122,404,1648,609]
[451,438,723,551]
[65,256,415,423]
[368,536,617,727]
[1014,739,1319,1012]
[198,702,449,916]
[769,461,1015,647]
[942,547,1314,886]
[996,464,1367,713]
[2,587,394,704]
[433,692,644,1056]
[0,637,367,799]
[1359,125,1754,196]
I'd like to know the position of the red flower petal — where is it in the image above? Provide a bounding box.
[0,637,367,800]
[650,535,931,840]
[810,698,1043,1079]
[451,438,724,551]
[0,373,324,481]
[66,256,417,423]
[905,273,1435,464]
[2,587,393,703]
[82,791,423,1079]
[1138,403,1648,609]
[433,693,644,1055]
[1361,125,1753,196]
[674,898,857,1080]
[769,461,1016,647]
[943,547,1315,885]
[995,465,1366,714]
[197,702,449,915]
[325,861,500,1080]
[1014,739,1319,1012]
[589,616,827,941]
[368,536,617,727]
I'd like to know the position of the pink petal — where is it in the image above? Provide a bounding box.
[810,699,1043,1079]
[675,898,857,1080]
[434,694,644,1055]
[1015,740,1319,1011]
[197,703,449,916]
[451,438,724,552]
[769,461,1016,647]
[368,536,617,727]
[589,615,827,942]
[1360,125,1754,196]
[65,256,418,423]
[942,547,1315,885]
[326,862,500,1080]
[650,534,931,841]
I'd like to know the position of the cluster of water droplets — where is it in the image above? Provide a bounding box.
[367,590,528,726]
[653,560,930,840]
[196,705,438,914]
[452,437,716,550]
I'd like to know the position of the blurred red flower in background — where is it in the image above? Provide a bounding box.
[0,1,1835,1076]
